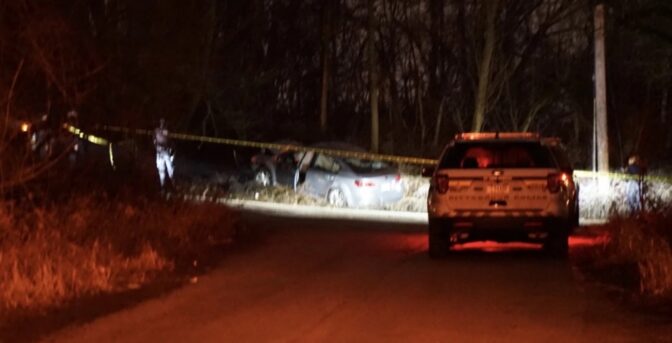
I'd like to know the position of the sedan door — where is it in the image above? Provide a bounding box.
[274,152,298,187]
[302,153,340,198]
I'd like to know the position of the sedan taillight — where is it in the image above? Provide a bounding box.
[355,180,376,187]
[434,175,449,194]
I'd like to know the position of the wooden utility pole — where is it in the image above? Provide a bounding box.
[594,3,609,172]
[368,0,380,153]
[319,0,331,134]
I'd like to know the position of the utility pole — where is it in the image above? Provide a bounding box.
[319,0,332,134]
[594,3,609,173]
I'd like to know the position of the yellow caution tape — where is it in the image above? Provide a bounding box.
[96,125,672,183]
[102,126,437,165]
[66,125,109,146]
[66,125,116,169]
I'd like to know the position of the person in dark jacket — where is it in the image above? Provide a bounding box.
[625,155,643,214]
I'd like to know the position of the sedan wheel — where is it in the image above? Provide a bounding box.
[327,188,347,207]
[254,168,272,187]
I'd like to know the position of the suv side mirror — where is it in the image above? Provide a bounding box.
[421,166,435,177]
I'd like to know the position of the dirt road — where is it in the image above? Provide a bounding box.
[45,215,670,342]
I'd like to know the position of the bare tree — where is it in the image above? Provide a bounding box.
[368,0,380,152]
[472,0,499,132]
[0,61,71,194]
[594,3,609,172]
[319,0,335,134]
[20,4,105,113]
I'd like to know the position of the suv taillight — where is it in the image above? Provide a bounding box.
[434,175,449,194]
[547,172,570,193]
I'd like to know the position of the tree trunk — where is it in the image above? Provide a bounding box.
[368,0,380,153]
[662,89,668,125]
[594,3,609,172]
[472,0,499,132]
[429,0,444,143]
[521,98,549,132]
[417,78,426,149]
[319,0,332,134]
[433,97,445,147]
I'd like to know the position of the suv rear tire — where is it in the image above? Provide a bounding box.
[428,219,451,259]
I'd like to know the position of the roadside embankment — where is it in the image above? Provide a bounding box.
[0,190,237,334]
[576,209,672,313]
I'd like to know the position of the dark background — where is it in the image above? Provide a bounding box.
[1,0,671,170]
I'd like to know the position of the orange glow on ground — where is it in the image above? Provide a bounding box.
[384,232,609,254]
[453,241,540,252]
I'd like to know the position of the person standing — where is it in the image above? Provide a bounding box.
[625,154,643,214]
[31,114,53,160]
[154,118,175,189]
[64,110,82,167]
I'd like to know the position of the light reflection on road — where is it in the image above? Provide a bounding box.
[371,230,609,255]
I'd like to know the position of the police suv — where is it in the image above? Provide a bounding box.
[423,132,578,258]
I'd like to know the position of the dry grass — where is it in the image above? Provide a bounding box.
[576,175,672,220]
[596,211,672,297]
[384,175,428,212]
[226,174,430,211]
[233,184,327,206]
[180,181,326,206]
[0,194,237,312]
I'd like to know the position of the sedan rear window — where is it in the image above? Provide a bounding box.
[343,158,390,173]
[312,154,341,173]
[439,142,557,169]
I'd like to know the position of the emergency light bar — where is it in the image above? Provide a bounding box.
[455,132,540,141]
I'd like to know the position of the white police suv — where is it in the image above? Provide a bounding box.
[423,132,578,258]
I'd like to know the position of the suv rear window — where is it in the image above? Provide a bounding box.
[439,142,557,169]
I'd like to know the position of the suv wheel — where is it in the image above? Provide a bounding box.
[428,219,451,258]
